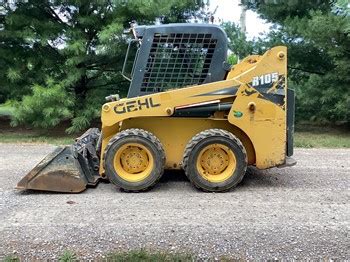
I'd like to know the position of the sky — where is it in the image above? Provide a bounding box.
[209,0,271,39]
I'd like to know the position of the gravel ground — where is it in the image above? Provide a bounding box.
[0,144,349,260]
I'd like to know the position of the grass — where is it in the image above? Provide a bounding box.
[105,250,195,262]
[58,250,78,262]
[0,132,74,145]
[2,256,20,262]
[294,124,350,148]
[3,250,196,262]
[0,119,75,145]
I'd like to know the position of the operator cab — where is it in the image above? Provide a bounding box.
[122,23,230,98]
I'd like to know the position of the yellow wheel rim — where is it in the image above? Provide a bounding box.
[196,144,236,183]
[113,143,154,182]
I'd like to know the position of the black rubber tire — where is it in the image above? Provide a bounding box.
[182,129,247,192]
[103,128,165,192]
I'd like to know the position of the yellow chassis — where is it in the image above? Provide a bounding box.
[99,46,288,174]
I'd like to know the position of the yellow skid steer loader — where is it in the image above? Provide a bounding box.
[17,24,296,193]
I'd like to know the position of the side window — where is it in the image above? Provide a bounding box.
[140,33,217,93]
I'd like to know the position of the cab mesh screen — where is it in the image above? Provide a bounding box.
[140,33,217,92]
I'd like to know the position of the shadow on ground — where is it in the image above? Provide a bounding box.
[16,166,289,195]
[159,167,287,190]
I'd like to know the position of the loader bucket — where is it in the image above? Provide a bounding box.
[16,128,101,193]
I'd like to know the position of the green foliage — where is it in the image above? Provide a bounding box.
[242,0,350,124]
[227,53,238,65]
[3,255,20,262]
[0,0,200,132]
[59,250,78,262]
[105,249,195,262]
[11,83,74,128]
[3,0,349,129]
[0,101,15,117]
[223,22,264,59]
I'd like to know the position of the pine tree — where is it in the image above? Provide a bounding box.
[0,0,202,132]
[243,0,350,124]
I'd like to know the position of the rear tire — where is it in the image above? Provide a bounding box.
[183,129,247,192]
[104,129,165,192]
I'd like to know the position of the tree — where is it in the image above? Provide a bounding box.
[223,22,254,59]
[242,0,350,124]
[0,0,202,132]
[222,21,266,60]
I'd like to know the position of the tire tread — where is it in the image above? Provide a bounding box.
[182,129,247,192]
[103,128,165,192]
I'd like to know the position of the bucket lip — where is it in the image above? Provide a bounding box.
[15,185,25,190]
[16,146,67,188]
[15,128,101,193]
[15,146,88,193]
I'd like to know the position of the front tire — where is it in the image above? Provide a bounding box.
[183,129,247,192]
[104,129,165,192]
